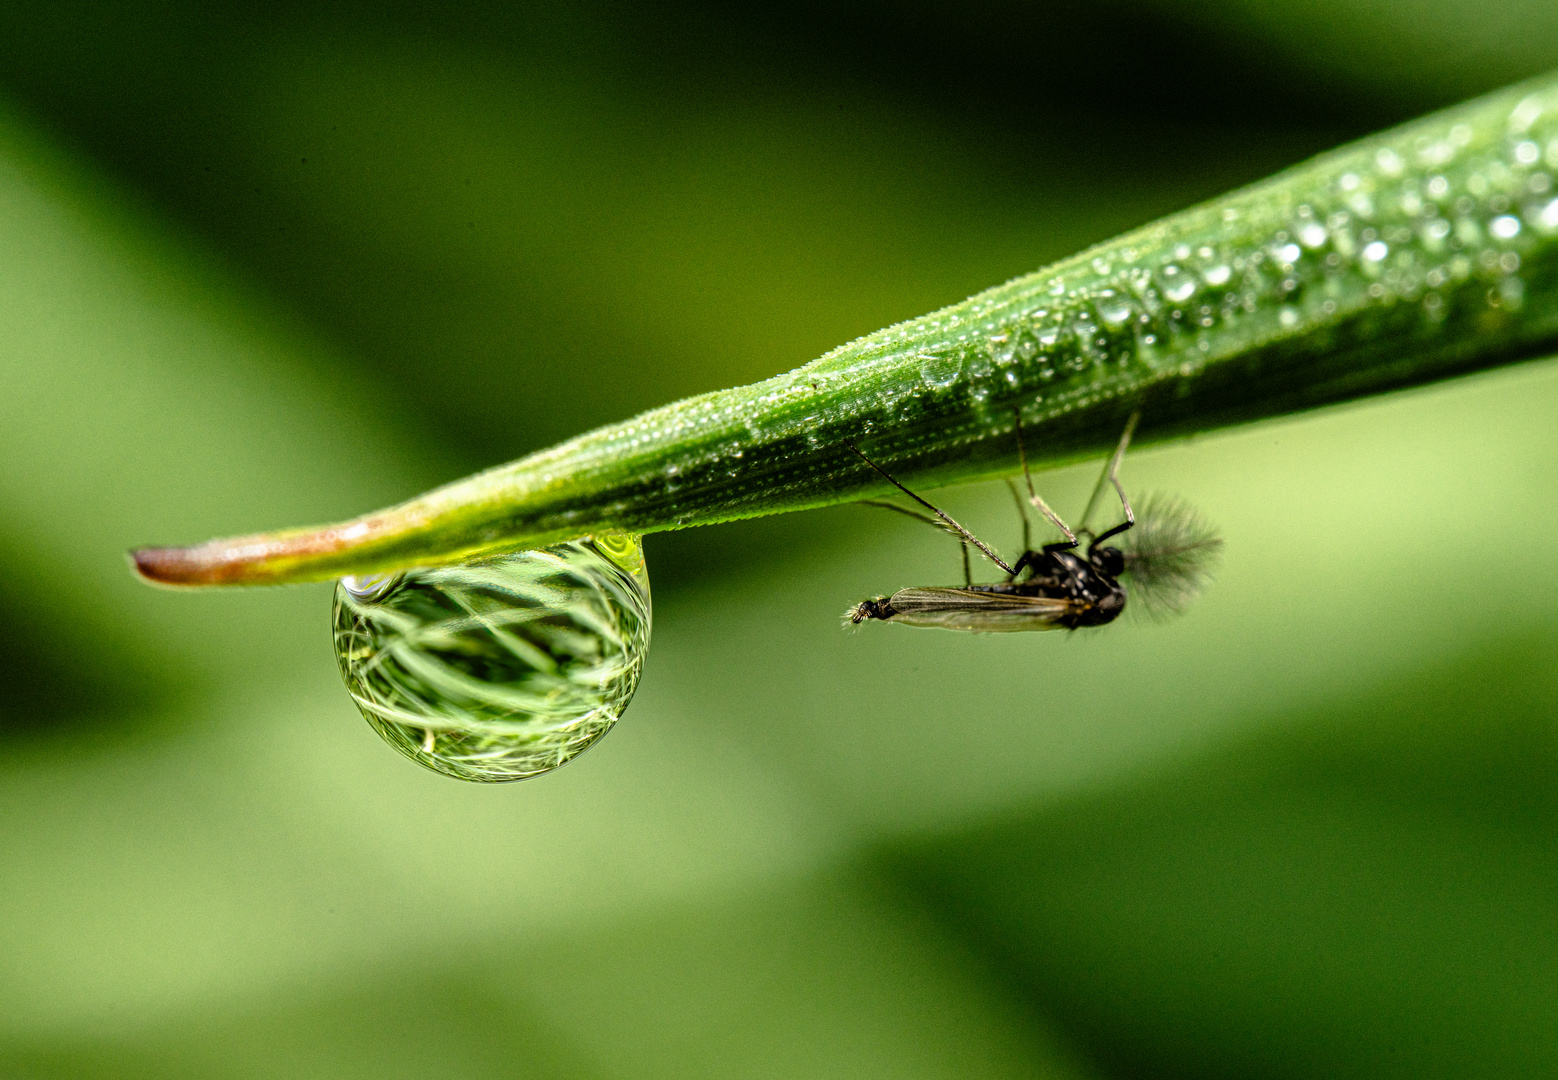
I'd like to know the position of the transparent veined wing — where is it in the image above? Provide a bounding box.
[883,587,1078,633]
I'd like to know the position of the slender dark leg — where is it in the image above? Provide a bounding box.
[860,500,975,584]
[860,500,942,530]
[1013,408,1077,548]
[1079,411,1140,548]
[1004,479,1033,554]
[846,443,1016,576]
[1002,479,1033,582]
[1092,518,1133,546]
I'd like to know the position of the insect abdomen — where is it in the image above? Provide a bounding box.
[848,597,898,624]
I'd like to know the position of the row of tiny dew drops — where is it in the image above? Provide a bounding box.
[328,95,1558,783]
[905,101,1557,418]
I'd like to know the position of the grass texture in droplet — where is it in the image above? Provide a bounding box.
[332,535,650,782]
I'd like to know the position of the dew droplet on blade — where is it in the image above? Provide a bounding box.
[332,535,651,782]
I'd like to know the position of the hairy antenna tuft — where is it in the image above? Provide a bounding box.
[1118,495,1223,620]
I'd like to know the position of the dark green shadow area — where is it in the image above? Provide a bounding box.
[890,622,1558,1079]
[0,540,179,741]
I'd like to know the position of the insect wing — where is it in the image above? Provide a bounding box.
[885,587,1075,633]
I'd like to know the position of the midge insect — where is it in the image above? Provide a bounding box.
[845,412,1222,633]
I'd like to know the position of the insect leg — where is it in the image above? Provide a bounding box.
[1002,479,1035,581]
[1013,408,1078,549]
[859,500,942,530]
[845,443,1016,575]
[1004,478,1033,554]
[860,500,976,583]
[1079,411,1140,546]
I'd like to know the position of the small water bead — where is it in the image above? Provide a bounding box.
[1160,265,1196,303]
[1490,214,1522,240]
[332,535,651,782]
[1099,300,1134,326]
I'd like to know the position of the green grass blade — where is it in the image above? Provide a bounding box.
[135,71,1558,586]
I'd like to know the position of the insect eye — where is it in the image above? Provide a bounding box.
[1092,546,1125,576]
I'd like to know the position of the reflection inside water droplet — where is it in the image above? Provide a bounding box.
[332,535,651,782]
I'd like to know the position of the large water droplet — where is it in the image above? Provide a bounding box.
[332,535,651,782]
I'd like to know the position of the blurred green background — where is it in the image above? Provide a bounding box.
[2,3,1558,1077]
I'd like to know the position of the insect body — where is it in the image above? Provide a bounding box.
[852,546,1126,632]
[847,412,1220,632]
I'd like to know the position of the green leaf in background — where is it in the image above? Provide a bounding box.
[3,3,1558,1079]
